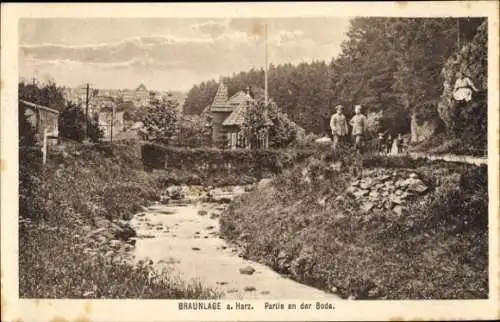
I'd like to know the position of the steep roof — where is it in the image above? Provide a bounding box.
[222,102,247,126]
[222,98,273,127]
[211,82,229,110]
[228,91,252,106]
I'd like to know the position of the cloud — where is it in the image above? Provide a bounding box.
[275,30,306,46]
[190,20,229,38]
[19,32,264,79]
[19,18,349,91]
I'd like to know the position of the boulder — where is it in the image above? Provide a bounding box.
[239,266,256,275]
[378,175,391,182]
[402,178,428,194]
[361,202,375,213]
[389,195,405,205]
[258,178,273,188]
[393,205,403,216]
[166,185,184,200]
[353,189,369,199]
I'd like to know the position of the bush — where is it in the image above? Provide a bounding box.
[140,144,317,180]
[141,143,167,170]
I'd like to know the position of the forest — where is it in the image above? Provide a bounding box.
[182,17,487,153]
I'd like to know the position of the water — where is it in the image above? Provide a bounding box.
[129,200,340,300]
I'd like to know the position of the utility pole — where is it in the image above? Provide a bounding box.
[264,22,268,106]
[85,83,90,140]
[110,104,115,143]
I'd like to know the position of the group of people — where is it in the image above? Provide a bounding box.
[329,104,407,154]
[328,71,479,153]
[329,104,369,151]
[375,132,408,155]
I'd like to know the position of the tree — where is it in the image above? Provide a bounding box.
[267,101,301,149]
[59,101,103,143]
[142,92,180,145]
[241,100,268,149]
[19,102,37,147]
[19,81,66,112]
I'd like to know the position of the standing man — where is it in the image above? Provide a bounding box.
[350,105,367,151]
[330,104,349,149]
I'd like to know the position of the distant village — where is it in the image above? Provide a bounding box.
[61,83,186,140]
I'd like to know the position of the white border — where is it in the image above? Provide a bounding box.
[2,2,499,321]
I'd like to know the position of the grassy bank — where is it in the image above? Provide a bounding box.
[19,142,219,298]
[408,133,487,157]
[220,151,488,299]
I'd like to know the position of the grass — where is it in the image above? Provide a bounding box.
[408,133,487,157]
[220,153,488,300]
[19,142,220,299]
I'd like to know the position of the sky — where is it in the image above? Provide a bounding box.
[19,18,350,92]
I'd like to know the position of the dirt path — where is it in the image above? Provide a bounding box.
[408,152,487,166]
[129,202,340,300]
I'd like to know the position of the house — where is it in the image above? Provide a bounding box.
[98,110,125,139]
[19,99,59,145]
[208,82,272,149]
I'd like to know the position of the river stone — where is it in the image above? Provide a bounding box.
[409,173,418,179]
[227,289,238,294]
[353,189,369,198]
[192,247,201,251]
[402,178,428,193]
[205,225,215,230]
[197,210,208,216]
[260,290,271,295]
[393,205,403,216]
[379,174,391,182]
[239,266,256,275]
[216,281,228,285]
[244,286,257,292]
[390,195,405,205]
[361,202,375,213]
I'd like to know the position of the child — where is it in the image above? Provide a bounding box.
[385,134,393,155]
[396,133,404,154]
[376,133,385,154]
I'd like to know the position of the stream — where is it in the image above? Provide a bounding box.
[128,186,340,300]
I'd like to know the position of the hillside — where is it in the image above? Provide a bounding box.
[19,143,219,298]
[182,18,487,154]
[220,151,488,299]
